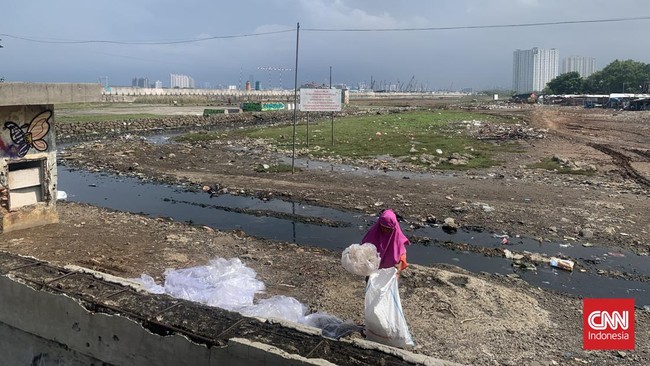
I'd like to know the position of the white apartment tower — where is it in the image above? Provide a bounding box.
[562,56,597,78]
[170,73,195,89]
[512,48,559,93]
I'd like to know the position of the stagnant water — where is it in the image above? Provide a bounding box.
[57,166,650,306]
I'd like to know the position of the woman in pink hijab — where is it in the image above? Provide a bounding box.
[362,209,410,274]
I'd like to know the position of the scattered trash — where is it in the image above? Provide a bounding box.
[503,249,525,260]
[512,261,536,271]
[550,257,575,271]
[559,243,572,248]
[442,217,459,232]
[436,149,443,155]
[582,243,594,247]
[607,252,626,258]
[482,204,495,212]
[501,237,509,245]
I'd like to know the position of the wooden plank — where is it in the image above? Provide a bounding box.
[8,167,42,190]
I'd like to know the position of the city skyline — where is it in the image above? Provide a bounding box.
[2,1,649,91]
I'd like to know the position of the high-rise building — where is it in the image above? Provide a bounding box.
[154,80,163,89]
[562,56,597,78]
[170,74,195,89]
[132,77,149,88]
[512,48,559,93]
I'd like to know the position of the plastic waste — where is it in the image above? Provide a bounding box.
[136,274,165,294]
[302,313,364,339]
[56,190,68,201]
[241,296,307,324]
[364,267,414,348]
[550,257,574,271]
[341,243,380,276]
[162,257,265,310]
[133,257,363,340]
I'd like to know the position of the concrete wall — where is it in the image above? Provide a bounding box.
[0,252,462,366]
[106,86,294,99]
[0,274,334,366]
[0,83,102,106]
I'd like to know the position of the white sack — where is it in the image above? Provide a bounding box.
[341,243,380,276]
[364,267,414,348]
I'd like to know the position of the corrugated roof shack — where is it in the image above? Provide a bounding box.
[0,83,102,232]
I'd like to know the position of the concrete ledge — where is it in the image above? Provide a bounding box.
[0,252,464,365]
[0,83,102,106]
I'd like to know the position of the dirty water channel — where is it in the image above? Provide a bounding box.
[56,166,650,307]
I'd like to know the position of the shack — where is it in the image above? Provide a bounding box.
[0,82,102,232]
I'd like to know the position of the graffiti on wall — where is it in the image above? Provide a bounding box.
[1,110,52,158]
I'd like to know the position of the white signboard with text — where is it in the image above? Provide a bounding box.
[299,88,342,112]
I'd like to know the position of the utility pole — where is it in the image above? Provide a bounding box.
[291,22,300,174]
[0,39,5,83]
[330,66,334,146]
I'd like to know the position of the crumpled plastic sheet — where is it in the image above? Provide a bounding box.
[341,243,380,277]
[133,257,360,339]
[162,258,264,310]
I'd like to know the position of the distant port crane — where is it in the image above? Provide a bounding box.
[257,67,292,90]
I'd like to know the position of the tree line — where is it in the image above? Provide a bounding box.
[544,59,650,95]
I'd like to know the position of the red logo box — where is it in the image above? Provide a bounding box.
[583,298,635,350]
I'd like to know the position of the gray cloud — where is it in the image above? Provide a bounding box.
[2,0,648,90]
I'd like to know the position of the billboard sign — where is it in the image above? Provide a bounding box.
[299,88,342,112]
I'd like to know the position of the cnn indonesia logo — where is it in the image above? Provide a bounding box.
[583,298,635,350]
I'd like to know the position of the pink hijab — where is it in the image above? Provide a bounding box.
[362,209,410,269]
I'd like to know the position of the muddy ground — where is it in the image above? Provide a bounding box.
[2,104,649,365]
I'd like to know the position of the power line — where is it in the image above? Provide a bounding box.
[1,15,648,46]
[303,15,650,32]
[0,29,294,45]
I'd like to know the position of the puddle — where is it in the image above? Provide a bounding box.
[57,166,650,306]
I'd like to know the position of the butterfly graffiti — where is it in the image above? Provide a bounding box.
[3,110,52,158]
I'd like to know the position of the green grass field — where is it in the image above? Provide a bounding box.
[179,110,525,170]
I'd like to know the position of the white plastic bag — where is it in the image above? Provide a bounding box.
[364,267,414,348]
[341,243,380,276]
[56,190,68,201]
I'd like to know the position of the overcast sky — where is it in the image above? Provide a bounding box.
[2,0,649,90]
